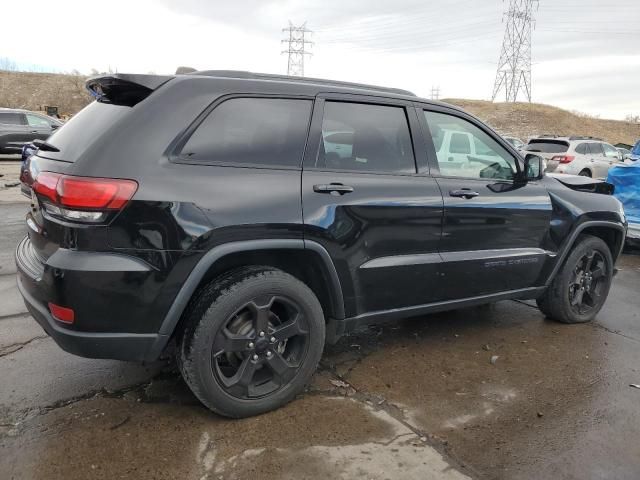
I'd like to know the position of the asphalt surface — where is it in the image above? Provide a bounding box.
[1,167,639,479]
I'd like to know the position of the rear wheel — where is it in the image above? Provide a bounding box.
[537,235,613,323]
[579,169,592,177]
[178,266,325,418]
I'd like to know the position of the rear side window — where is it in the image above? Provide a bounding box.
[0,112,25,125]
[525,140,569,153]
[179,98,312,168]
[575,143,588,155]
[588,142,604,155]
[315,101,415,174]
[26,114,51,128]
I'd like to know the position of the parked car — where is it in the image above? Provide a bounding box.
[617,147,631,161]
[16,71,626,418]
[0,108,62,154]
[524,136,623,179]
[19,142,38,197]
[503,136,525,150]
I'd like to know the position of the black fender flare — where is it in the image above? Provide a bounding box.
[146,239,344,360]
[544,220,626,286]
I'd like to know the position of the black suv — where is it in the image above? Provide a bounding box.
[16,71,626,418]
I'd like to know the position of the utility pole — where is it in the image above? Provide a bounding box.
[430,86,441,101]
[281,21,313,77]
[491,0,539,103]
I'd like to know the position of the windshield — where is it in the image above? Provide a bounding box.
[38,101,130,162]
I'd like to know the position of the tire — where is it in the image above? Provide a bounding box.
[537,235,613,323]
[178,266,325,418]
[578,169,592,177]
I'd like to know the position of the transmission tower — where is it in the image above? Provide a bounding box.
[430,86,441,100]
[281,22,313,77]
[491,0,539,103]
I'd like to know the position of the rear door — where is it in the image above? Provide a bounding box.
[420,106,553,299]
[0,111,28,150]
[587,142,608,179]
[302,95,443,317]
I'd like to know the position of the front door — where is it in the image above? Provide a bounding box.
[419,106,553,299]
[302,96,443,318]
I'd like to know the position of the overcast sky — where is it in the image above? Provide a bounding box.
[3,0,639,119]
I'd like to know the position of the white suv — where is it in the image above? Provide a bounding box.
[524,136,623,179]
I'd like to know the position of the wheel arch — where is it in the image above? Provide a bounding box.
[147,239,344,359]
[545,220,625,286]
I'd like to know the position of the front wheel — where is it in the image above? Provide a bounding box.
[537,235,613,323]
[178,267,325,418]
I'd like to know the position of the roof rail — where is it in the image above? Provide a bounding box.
[568,135,603,141]
[537,134,564,138]
[189,70,416,97]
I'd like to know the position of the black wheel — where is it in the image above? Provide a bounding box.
[579,169,592,177]
[178,266,325,418]
[537,235,613,323]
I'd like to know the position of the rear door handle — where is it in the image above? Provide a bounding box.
[313,183,354,195]
[449,189,479,199]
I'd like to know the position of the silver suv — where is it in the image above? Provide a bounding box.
[524,136,623,179]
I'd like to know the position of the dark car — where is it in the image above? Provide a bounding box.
[16,71,626,418]
[0,108,62,154]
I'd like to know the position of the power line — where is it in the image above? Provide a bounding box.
[491,0,539,103]
[281,21,313,77]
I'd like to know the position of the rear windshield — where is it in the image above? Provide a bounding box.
[524,139,569,154]
[37,101,130,162]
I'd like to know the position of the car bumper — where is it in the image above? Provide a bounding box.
[15,236,167,362]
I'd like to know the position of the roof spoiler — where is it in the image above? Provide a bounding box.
[85,73,173,107]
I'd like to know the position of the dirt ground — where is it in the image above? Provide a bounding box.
[1,161,639,479]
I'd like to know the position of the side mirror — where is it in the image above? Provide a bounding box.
[523,153,544,181]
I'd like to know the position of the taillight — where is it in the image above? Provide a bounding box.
[551,155,575,164]
[33,172,138,223]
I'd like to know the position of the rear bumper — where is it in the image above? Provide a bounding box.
[15,236,168,362]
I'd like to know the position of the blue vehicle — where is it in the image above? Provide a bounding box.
[607,162,640,243]
[629,140,640,163]
[19,142,37,197]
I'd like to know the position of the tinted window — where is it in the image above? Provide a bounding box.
[588,142,604,155]
[42,101,130,162]
[575,143,588,155]
[525,140,569,153]
[424,110,517,180]
[181,98,312,168]
[26,114,51,128]
[0,112,24,125]
[316,102,415,174]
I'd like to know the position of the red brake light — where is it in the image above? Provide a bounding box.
[33,173,137,210]
[33,172,62,203]
[552,155,575,164]
[48,302,75,324]
[57,176,138,210]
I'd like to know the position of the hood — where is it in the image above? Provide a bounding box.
[546,172,614,195]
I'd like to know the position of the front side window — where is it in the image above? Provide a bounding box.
[575,143,588,155]
[424,110,517,180]
[316,101,416,174]
[602,143,620,159]
[26,114,51,128]
[588,142,604,156]
[180,98,312,168]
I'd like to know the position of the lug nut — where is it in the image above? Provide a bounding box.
[266,351,272,358]
[259,331,265,337]
[252,354,259,361]
[270,336,276,343]
[248,342,255,349]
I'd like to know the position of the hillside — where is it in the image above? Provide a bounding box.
[445,99,640,146]
[0,70,91,115]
